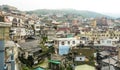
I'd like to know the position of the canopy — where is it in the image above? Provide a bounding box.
[34,67,44,70]
[48,60,60,64]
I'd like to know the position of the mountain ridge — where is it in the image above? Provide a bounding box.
[26,9,112,18]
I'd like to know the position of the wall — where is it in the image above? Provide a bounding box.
[55,38,80,47]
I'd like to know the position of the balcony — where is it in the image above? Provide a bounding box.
[0,22,12,27]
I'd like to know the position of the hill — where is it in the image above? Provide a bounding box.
[26,9,110,18]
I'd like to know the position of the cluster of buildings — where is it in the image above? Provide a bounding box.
[1,5,120,70]
[0,5,42,70]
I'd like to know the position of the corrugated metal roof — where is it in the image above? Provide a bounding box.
[102,65,115,70]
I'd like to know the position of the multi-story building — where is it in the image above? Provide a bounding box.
[79,29,120,42]
[54,37,80,55]
[18,40,42,66]
[5,40,20,70]
[47,28,56,40]
[34,22,40,36]
[10,27,26,42]
[0,13,12,40]
[0,13,14,70]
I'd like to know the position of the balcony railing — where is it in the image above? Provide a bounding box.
[0,22,12,27]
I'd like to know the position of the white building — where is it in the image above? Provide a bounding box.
[74,56,85,61]
[34,23,40,35]
[94,38,119,47]
[54,37,80,47]
[10,27,26,42]
[10,27,26,36]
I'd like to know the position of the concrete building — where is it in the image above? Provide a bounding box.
[18,40,43,65]
[10,27,26,43]
[34,23,40,36]
[54,37,80,55]
[54,37,80,47]
[74,56,86,61]
[5,41,20,70]
[0,21,12,70]
[94,38,118,47]
[0,22,11,40]
[79,30,120,42]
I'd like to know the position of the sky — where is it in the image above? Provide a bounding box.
[0,0,120,14]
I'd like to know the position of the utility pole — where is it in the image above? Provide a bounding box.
[9,30,15,70]
[109,56,110,70]
[11,52,15,70]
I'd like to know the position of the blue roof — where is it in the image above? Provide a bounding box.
[34,67,44,70]
[59,45,70,55]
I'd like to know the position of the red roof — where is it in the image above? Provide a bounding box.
[57,27,70,31]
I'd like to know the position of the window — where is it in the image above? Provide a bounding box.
[80,41,82,44]
[95,35,96,37]
[61,41,64,45]
[102,40,104,43]
[114,34,115,36]
[72,41,75,44]
[36,26,40,29]
[54,41,57,44]
[80,58,82,60]
[106,35,108,37]
[36,31,39,33]
[107,41,111,43]
[12,18,17,24]
[68,41,70,44]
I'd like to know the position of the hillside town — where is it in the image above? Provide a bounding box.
[1,5,120,70]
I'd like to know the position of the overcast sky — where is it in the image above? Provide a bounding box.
[0,0,120,14]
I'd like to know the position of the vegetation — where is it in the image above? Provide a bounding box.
[75,61,95,66]
[71,48,96,66]
[72,49,96,58]
[21,64,33,70]
[40,36,48,52]
[26,9,109,18]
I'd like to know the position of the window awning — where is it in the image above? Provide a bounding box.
[48,60,60,64]
[34,67,44,70]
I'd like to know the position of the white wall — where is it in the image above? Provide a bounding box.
[11,28,26,36]
[74,56,85,61]
[34,24,40,31]
[94,39,119,46]
[55,38,80,47]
